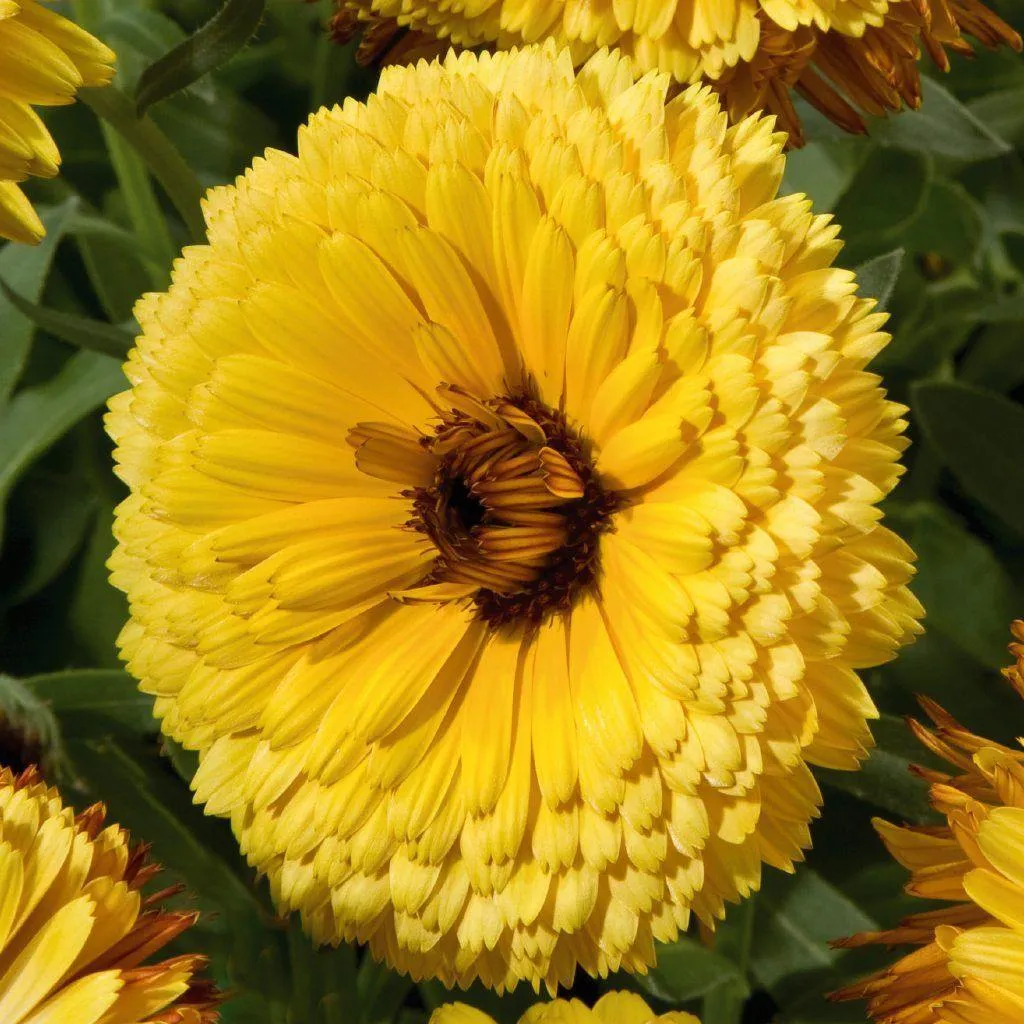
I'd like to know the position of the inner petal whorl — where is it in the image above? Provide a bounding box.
[408,389,621,628]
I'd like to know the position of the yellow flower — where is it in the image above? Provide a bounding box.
[108,44,922,993]
[331,0,1021,145]
[432,991,699,1023]
[831,621,1024,1023]
[0,0,114,244]
[0,765,219,1023]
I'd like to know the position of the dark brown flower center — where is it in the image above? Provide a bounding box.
[410,388,620,628]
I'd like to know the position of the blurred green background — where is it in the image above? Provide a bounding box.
[1,1,1023,1021]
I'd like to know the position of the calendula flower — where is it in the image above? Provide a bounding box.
[0,0,114,244]
[831,621,1024,1023]
[432,991,699,1023]
[0,765,219,1023]
[108,44,921,992]
[330,0,1021,145]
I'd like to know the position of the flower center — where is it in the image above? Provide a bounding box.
[410,388,620,628]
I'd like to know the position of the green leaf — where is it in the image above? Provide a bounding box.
[163,736,200,783]
[639,935,748,1004]
[871,78,1012,161]
[961,323,1024,393]
[100,6,279,188]
[0,352,124,533]
[781,139,863,211]
[101,7,212,93]
[0,200,78,403]
[968,87,1024,145]
[817,714,932,822]
[889,503,1019,667]
[912,381,1024,535]
[0,280,135,359]
[3,473,97,606]
[875,273,985,374]
[83,86,177,289]
[80,85,207,243]
[67,733,267,920]
[72,207,155,323]
[135,0,267,115]
[68,209,161,263]
[854,249,904,311]
[69,504,129,668]
[23,669,155,737]
[969,294,1024,325]
[902,179,985,265]
[834,149,931,263]
[749,868,875,997]
[882,626,1019,749]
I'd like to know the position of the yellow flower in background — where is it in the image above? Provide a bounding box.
[432,991,699,1022]
[108,43,921,992]
[0,765,219,1024]
[0,0,114,244]
[832,621,1024,1023]
[331,0,1021,145]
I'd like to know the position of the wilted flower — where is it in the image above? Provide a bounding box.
[432,991,698,1023]
[0,1,114,243]
[832,621,1024,1023]
[108,44,921,992]
[331,0,1021,144]
[0,765,218,1023]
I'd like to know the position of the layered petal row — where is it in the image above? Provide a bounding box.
[0,766,218,1024]
[331,0,1021,143]
[833,621,1024,1023]
[432,991,699,1022]
[108,44,921,993]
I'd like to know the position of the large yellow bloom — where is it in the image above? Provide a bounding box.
[331,0,1021,144]
[832,621,1024,1023]
[0,0,114,244]
[0,765,219,1023]
[108,44,922,992]
[432,991,699,1022]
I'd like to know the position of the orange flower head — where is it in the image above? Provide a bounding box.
[832,621,1024,1023]
[330,0,1021,145]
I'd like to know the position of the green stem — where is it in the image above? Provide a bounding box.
[701,982,749,1024]
[71,1,175,287]
[702,899,756,1024]
[81,87,207,250]
[96,123,173,288]
[736,895,756,978]
[310,36,363,111]
[287,923,314,1020]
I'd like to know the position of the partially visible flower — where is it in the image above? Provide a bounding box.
[0,1,115,244]
[832,620,1024,1023]
[0,765,219,1023]
[330,0,1021,145]
[109,43,921,994]
[0,675,63,776]
[0,712,45,773]
[432,991,699,1023]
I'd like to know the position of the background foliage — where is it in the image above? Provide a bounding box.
[1,2,1023,1021]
